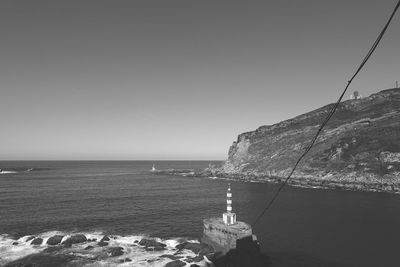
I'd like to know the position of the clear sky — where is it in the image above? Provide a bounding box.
[1,0,399,160]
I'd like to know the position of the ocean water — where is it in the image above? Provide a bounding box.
[1,161,400,266]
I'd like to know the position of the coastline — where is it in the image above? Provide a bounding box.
[154,169,400,194]
[0,231,211,267]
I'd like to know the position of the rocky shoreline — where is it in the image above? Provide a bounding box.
[2,227,272,267]
[154,168,400,194]
[2,232,215,267]
[211,169,400,194]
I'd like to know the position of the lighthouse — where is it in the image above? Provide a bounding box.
[201,183,254,254]
[223,183,237,225]
[201,185,265,266]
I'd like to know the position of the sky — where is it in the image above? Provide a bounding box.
[1,0,399,160]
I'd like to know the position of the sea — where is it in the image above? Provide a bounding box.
[1,161,400,267]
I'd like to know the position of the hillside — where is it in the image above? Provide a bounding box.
[212,88,400,193]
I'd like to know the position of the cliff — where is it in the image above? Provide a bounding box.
[215,88,400,193]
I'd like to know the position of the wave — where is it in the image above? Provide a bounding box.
[0,167,51,174]
[0,170,17,174]
[0,231,208,266]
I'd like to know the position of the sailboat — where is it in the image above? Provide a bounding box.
[150,164,156,172]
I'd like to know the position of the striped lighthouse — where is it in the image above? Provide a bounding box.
[227,183,232,212]
[223,183,237,225]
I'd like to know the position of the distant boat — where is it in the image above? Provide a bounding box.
[151,164,156,172]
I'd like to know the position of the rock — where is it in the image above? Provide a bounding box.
[100,235,110,242]
[145,245,165,251]
[176,242,213,255]
[25,236,35,242]
[47,235,64,245]
[98,241,109,247]
[12,242,18,245]
[199,245,214,256]
[134,240,139,243]
[160,254,183,260]
[190,265,201,267]
[43,246,63,253]
[185,255,204,263]
[175,242,186,250]
[84,245,94,250]
[31,238,43,245]
[62,234,87,246]
[176,242,202,251]
[3,253,74,267]
[139,238,166,247]
[173,250,186,256]
[108,246,124,257]
[119,258,132,263]
[139,238,166,251]
[165,260,186,267]
[87,238,97,242]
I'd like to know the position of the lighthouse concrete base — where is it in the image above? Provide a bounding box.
[201,217,255,254]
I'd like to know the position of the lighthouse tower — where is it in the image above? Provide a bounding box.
[223,183,237,225]
[202,183,254,254]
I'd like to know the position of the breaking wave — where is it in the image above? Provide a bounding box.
[0,170,17,174]
[0,231,208,266]
[0,168,36,174]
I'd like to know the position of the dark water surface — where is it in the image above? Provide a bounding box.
[1,161,399,266]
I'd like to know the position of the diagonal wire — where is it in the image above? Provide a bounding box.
[253,0,400,226]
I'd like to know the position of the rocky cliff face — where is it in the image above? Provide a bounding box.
[217,88,400,193]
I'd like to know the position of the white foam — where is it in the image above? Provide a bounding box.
[0,171,17,174]
[164,239,181,248]
[0,231,208,267]
[0,234,45,265]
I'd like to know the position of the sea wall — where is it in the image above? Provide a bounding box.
[201,218,252,254]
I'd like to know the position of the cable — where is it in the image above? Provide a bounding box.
[252,0,400,227]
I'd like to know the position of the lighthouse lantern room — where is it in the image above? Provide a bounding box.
[223,183,237,225]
